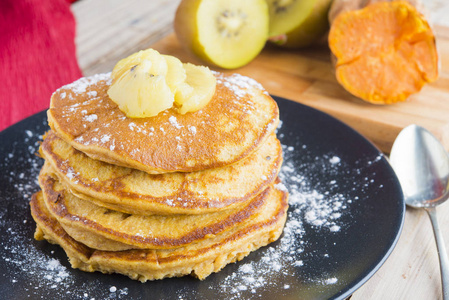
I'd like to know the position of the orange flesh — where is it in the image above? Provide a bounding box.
[329,1,438,104]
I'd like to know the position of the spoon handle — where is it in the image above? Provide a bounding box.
[427,207,449,300]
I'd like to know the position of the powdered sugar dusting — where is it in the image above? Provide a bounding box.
[216,73,267,99]
[87,91,98,98]
[1,114,388,299]
[100,134,111,143]
[190,130,386,299]
[188,125,197,135]
[329,156,341,164]
[169,116,183,129]
[0,122,130,299]
[58,73,111,95]
[83,114,98,123]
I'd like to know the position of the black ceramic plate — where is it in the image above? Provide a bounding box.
[0,96,404,300]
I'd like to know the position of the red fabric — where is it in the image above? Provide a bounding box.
[0,0,82,131]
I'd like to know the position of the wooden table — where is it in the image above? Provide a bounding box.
[72,0,449,299]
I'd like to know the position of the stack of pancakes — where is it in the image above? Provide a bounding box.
[30,71,288,282]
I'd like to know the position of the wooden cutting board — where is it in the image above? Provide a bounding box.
[152,27,449,153]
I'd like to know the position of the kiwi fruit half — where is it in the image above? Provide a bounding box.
[175,0,269,69]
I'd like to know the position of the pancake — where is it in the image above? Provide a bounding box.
[41,131,282,215]
[47,72,279,174]
[39,167,276,251]
[31,184,288,281]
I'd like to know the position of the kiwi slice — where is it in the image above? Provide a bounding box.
[175,0,269,69]
[266,0,331,45]
[107,49,216,118]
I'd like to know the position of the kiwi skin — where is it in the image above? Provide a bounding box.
[269,0,333,49]
[175,0,206,63]
[174,0,269,69]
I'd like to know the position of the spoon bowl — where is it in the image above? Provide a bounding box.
[390,124,449,300]
[390,124,449,208]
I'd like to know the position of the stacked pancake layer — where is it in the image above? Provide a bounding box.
[31,71,288,281]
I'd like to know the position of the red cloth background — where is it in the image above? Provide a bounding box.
[0,0,82,131]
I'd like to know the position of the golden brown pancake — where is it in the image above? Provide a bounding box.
[41,131,282,215]
[39,167,277,251]
[31,184,288,281]
[47,72,279,174]
[31,64,288,282]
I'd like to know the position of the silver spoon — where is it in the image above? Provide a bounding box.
[390,124,449,300]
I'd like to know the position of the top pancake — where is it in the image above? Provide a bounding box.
[48,72,279,174]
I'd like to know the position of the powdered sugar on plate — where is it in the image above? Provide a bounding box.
[183,121,386,300]
[0,122,129,299]
[0,111,389,299]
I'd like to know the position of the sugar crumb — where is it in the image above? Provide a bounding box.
[329,156,341,164]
